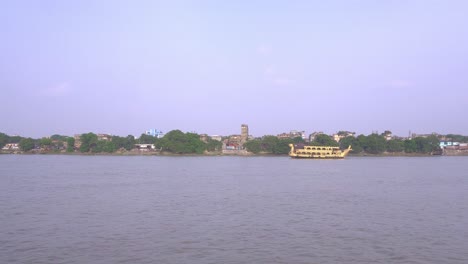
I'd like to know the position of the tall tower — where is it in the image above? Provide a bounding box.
[241,124,249,143]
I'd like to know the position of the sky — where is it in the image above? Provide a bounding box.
[1,0,468,138]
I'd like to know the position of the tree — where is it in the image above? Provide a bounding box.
[386,139,404,152]
[426,135,441,152]
[50,134,68,141]
[292,136,305,144]
[261,136,279,152]
[138,133,156,144]
[206,138,222,152]
[0,132,8,149]
[311,134,339,146]
[92,141,116,153]
[363,134,386,154]
[110,135,136,151]
[39,138,53,148]
[67,137,75,152]
[79,133,98,152]
[273,139,293,154]
[185,133,206,154]
[244,140,261,153]
[340,136,362,153]
[404,139,417,153]
[8,135,22,143]
[19,138,35,151]
[160,130,206,154]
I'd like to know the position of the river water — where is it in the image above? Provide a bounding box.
[0,155,467,264]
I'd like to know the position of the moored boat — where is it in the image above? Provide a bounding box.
[288,144,352,159]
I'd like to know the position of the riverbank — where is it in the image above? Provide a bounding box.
[2,150,468,157]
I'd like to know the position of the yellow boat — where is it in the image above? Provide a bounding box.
[288,144,352,159]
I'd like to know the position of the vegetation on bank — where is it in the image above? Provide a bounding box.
[0,130,464,156]
[243,133,443,155]
[338,134,441,154]
[0,130,222,154]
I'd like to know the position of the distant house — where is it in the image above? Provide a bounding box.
[224,135,243,150]
[440,141,460,148]
[309,132,324,142]
[145,129,164,138]
[199,134,209,143]
[210,135,222,141]
[2,143,19,150]
[332,131,355,142]
[97,134,112,141]
[411,133,438,139]
[134,144,156,151]
[277,130,306,140]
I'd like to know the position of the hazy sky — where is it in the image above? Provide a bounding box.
[2,1,467,138]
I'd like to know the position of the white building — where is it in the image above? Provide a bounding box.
[145,129,164,138]
[2,143,20,150]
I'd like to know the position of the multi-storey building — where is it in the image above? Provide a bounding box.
[241,124,249,143]
[145,129,164,138]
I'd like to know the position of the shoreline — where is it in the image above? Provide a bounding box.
[2,150,468,157]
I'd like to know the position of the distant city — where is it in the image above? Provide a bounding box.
[1,124,467,156]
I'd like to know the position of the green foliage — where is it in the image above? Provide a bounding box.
[159,130,206,154]
[261,136,280,152]
[0,132,8,149]
[243,137,293,154]
[138,134,156,144]
[426,135,442,152]
[414,135,440,153]
[311,134,339,147]
[445,134,468,142]
[79,133,98,152]
[404,139,417,153]
[243,140,261,153]
[340,136,361,153]
[111,135,136,151]
[39,138,53,147]
[362,134,386,154]
[50,134,68,141]
[8,135,22,143]
[273,139,294,154]
[92,141,117,153]
[66,137,75,152]
[19,138,35,151]
[206,138,222,152]
[386,139,404,152]
[292,136,305,144]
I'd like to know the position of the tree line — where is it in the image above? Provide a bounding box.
[1,131,464,155]
[243,133,444,155]
[0,130,222,154]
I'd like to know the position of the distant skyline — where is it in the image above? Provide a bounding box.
[1,1,467,138]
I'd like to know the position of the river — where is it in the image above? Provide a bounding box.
[1,155,467,263]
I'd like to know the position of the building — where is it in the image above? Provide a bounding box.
[277,133,291,140]
[74,134,82,149]
[411,132,438,139]
[97,134,112,141]
[210,135,222,141]
[332,131,356,142]
[199,134,209,143]
[382,131,393,141]
[225,135,242,150]
[277,130,306,140]
[2,143,19,151]
[134,144,156,151]
[309,132,324,142]
[241,124,249,143]
[145,129,164,138]
[440,141,460,148]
